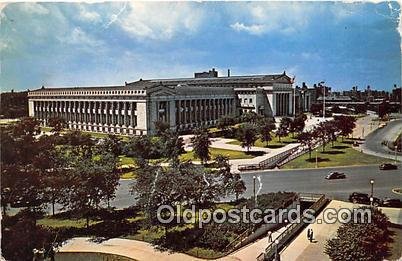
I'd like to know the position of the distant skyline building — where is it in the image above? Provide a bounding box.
[28,69,295,135]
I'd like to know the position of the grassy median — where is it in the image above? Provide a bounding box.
[228,132,297,149]
[282,138,393,169]
[180,147,256,161]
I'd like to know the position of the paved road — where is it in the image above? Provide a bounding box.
[106,164,402,210]
[239,165,402,202]
[362,119,402,160]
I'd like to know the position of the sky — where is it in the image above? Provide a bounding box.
[0,1,401,92]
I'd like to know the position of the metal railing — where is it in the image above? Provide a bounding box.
[224,228,252,252]
[257,194,329,261]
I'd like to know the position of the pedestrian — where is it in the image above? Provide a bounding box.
[267,231,273,243]
[307,228,311,241]
[309,229,314,242]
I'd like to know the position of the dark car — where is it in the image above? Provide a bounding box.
[379,163,398,170]
[349,192,382,206]
[382,198,402,208]
[325,171,346,180]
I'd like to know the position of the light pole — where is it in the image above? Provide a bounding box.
[315,149,318,168]
[274,239,280,261]
[253,176,256,208]
[321,81,326,120]
[370,179,374,198]
[395,145,398,164]
[293,85,296,116]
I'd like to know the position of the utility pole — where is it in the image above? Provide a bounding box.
[322,81,326,120]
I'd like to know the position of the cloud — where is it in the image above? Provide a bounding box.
[117,2,205,40]
[230,22,265,35]
[227,2,316,35]
[18,3,49,15]
[78,5,101,23]
[59,27,102,47]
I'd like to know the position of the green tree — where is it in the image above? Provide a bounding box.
[258,119,276,146]
[239,111,263,124]
[62,130,94,158]
[325,207,390,261]
[297,131,314,159]
[276,117,292,142]
[48,117,67,134]
[154,120,170,136]
[214,155,246,201]
[313,122,329,152]
[0,118,48,217]
[236,123,258,151]
[291,114,307,137]
[217,115,236,134]
[191,128,211,164]
[161,132,185,166]
[333,115,356,141]
[61,152,118,228]
[124,135,155,160]
[98,134,122,158]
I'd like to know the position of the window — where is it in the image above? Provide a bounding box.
[249,98,253,103]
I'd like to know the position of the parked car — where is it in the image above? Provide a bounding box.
[348,192,382,206]
[382,198,402,208]
[379,163,398,170]
[325,171,346,180]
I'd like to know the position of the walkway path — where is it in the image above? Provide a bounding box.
[210,137,299,173]
[229,224,291,261]
[58,237,240,261]
[181,133,300,173]
[279,200,402,261]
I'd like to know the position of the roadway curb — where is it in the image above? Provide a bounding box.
[239,163,400,174]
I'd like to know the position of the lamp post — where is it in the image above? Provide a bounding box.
[274,239,280,261]
[253,176,256,208]
[395,145,398,164]
[370,179,374,198]
[293,85,296,116]
[315,149,318,168]
[321,81,326,120]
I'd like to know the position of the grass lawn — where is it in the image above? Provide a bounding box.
[180,147,255,161]
[228,132,298,149]
[37,217,100,228]
[118,155,136,166]
[120,171,137,180]
[282,138,393,169]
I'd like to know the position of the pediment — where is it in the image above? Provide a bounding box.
[147,85,176,96]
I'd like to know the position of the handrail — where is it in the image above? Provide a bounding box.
[259,194,328,260]
[224,228,251,251]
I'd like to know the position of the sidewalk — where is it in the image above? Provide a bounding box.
[279,200,402,261]
[228,224,291,261]
[181,135,300,173]
[58,237,241,261]
[209,137,299,173]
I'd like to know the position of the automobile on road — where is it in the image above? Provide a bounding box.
[379,163,398,170]
[348,192,382,206]
[382,198,402,208]
[325,171,346,180]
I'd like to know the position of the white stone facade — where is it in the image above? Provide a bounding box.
[28,71,295,135]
